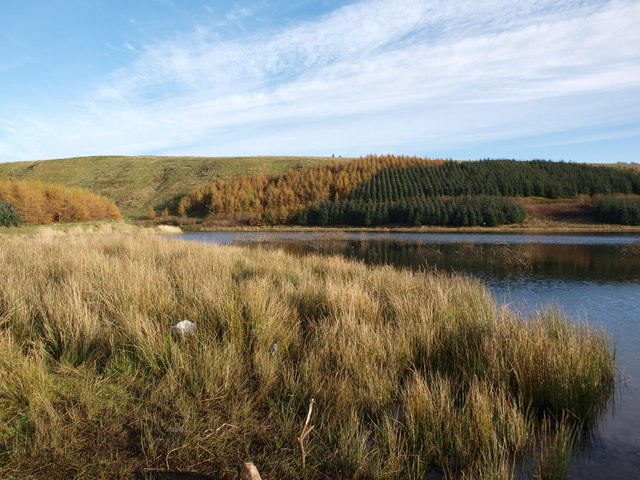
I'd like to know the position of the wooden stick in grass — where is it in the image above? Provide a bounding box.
[239,462,262,480]
[297,398,315,469]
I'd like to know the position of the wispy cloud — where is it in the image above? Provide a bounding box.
[225,5,255,22]
[1,0,639,161]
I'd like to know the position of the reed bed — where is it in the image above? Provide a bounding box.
[0,234,615,479]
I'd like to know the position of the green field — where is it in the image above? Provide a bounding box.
[0,156,338,218]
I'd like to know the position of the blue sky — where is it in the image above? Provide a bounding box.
[1,0,639,163]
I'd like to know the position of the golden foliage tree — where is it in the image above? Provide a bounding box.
[0,179,122,225]
[181,155,441,224]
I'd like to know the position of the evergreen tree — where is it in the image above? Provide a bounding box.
[0,200,21,227]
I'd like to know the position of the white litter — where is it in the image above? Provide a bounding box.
[171,319,196,337]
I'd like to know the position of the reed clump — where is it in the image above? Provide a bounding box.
[0,234,615,479]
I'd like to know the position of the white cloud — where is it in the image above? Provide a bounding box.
[225,6,254,22]
[1,0,639,161]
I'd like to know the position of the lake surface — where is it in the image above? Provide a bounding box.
[178,231,640,478]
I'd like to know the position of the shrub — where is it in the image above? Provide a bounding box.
[0,179,121,224]
[596,196,640,225]
[0,200,21,227]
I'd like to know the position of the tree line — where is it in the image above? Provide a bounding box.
[0,180,122,225]
[180,155,431,223]
[295,196,526,227]
[179,156,640,226]
[348,160,640,202]
[596,196,640,225]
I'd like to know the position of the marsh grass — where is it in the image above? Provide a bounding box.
[534,418,577,480]
[0,234,615,479]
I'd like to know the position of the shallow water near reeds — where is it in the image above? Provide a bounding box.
[179,231,640,478]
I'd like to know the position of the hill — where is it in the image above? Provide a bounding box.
[181,156,640,227]
[0,155,337,218]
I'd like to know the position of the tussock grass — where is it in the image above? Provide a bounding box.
[0,234,615,479]
[535,418,577,480]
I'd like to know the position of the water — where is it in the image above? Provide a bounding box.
[178,231,640,478]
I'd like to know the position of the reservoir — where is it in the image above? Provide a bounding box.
[178,231,640,478]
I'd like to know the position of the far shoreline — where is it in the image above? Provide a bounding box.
[177,221,640,235]
[3,219,640,237]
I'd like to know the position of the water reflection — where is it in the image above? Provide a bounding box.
[253,239,640,282]
[182,230,640,244]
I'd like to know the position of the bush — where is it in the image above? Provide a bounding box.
[596,196,640,225]
[0,179,121,224]
[0,200,21,227]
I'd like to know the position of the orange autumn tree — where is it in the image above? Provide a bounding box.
[180,155,443,224]
[0,179,122,224]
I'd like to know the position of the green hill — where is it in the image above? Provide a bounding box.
[0,155,337,218]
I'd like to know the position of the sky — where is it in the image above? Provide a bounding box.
[0,0,639,163]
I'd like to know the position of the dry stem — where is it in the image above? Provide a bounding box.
[297,398,315,469]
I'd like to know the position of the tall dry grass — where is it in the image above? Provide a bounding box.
[0,234,615,479]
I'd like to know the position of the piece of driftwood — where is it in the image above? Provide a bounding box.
[297,398,315,469]
[133,471,215,480]
[238,462,262,480]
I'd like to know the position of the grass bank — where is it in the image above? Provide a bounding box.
[182,218,640,234]
[0,221,182,238]
[0,234,615,479]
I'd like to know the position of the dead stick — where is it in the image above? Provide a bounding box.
[297,398,315,469]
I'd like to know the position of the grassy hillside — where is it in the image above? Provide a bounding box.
[0,156,337,218]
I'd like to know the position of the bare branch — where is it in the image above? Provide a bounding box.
[297,398,315,469]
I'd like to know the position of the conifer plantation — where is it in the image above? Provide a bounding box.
[596,196,640,225]
[0,180,122,225]
[180,156,640,227]
[180,155,430,224]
